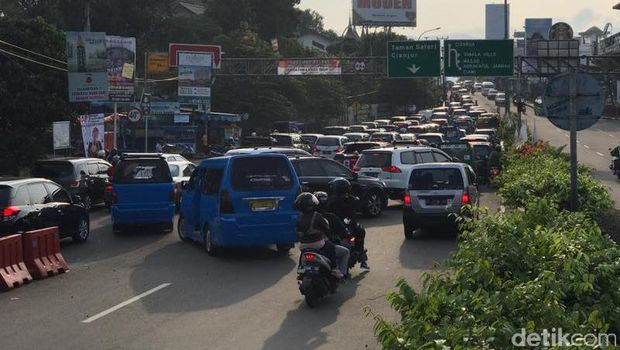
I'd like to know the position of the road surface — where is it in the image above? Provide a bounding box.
[0,190,500,350]
[477,96,620,208]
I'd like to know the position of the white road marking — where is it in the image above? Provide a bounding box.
[597,152,605,157]
[81,283,171,324]
[584,145,590,149]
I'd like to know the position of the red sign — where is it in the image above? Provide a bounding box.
[169,43,222,68]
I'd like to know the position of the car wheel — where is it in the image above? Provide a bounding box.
[404,220,415,240]
[363,191,384,218]
[73,217,90,243]
[203,225,218,256]
[177,216,190,242]
[82,195,92,212]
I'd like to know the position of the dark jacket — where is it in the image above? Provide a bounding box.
[327,195,360,222]
[296,212,329,244]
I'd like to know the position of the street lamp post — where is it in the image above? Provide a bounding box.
[418,27,441,40]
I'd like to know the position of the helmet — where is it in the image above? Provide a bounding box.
[294,192,319,213]
[329,177,352,197]
[314,191,329,210]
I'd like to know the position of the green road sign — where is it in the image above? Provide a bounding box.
[444,40,514,77]
[388,41,441,79]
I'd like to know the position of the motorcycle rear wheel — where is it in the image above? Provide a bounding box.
[305,292,320,308]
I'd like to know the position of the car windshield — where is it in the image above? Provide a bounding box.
[300,135,318,144]
[410,168,464,190]
[272,135,293,146]
[33,162,73,179]
[474,145,492,158]
[114,159,172,184]
[317,137,340,146]
[0,186,11,206]
[231,157,293,191]
[169,164,180,177]
[357,152,391,168]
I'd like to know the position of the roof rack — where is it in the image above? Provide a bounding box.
[120,153,164,159]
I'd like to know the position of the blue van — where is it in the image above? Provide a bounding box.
[110,154,176,233]
[178,154,300,255]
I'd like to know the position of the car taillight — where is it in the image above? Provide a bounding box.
[105,185,113,192]
[220,190,235,214]
[352,165,361,172]
[382,165,401,173]
[403,194,412,207]
[1,206,20,219]
[303,253,315,262]
[461,193,470,204]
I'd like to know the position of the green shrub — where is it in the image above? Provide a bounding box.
[496,146,613,219]
[368,200,620,349]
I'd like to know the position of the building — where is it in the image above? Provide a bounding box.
[578,26,604,56]
[485,3,510,40]
[524,18,553,56]
[297,29,334,53]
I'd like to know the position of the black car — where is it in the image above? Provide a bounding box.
[33,158,112,212]
[0,178,89,241]
[289,156,388,218]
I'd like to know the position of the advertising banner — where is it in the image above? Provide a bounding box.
[178,52,213,106]
[53,121,71,150]
[79,114,106,157]
[277,59,342,76]
[148,52,169,74]
[352,0,417,27]
[66,32,108,102]
[106,36,136,102]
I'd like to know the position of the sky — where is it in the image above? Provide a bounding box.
[298,0,620,39]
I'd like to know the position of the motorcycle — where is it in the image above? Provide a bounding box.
[338,218,368,269]
[611,147,620,180]
[297,249,339,308]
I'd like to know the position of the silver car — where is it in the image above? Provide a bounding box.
[402,163,479,238]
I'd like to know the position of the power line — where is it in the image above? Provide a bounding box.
[0,48,67,72]
[0,38,67,65]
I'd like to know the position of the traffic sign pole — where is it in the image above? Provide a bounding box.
[569,73,578,211]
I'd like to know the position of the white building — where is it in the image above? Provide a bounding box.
[297,29,334,53]
[486,3,510,40]
[578,26,604,56]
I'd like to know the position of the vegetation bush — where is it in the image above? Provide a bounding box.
[496,141,613,219]
[367,199,620,349]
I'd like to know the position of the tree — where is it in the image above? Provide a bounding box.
[0,17,69,174]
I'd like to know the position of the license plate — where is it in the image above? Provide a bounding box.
[250,199,277,211]
[365,173,379,177]
[323,151,332,155]
[427,199,447,206]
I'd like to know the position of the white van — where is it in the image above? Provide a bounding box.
[481,82,495,96]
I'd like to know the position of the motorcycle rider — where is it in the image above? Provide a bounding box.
[326,178,370,270]
[314,192,351,275]
[294,193,345,279]
[611,145,620,177]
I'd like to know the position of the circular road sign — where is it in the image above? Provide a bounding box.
[127,109,143,123]
[354,61,366,72]
[542,72,604,131]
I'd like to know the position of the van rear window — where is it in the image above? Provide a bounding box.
[114,159,172,184]
[357,152,391,168]
[231,157,293,191]
[410,168,464,190]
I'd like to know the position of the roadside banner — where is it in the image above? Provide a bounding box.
[178,52,212,107]
[148,52,169,74]
[106,36,136,102]
[66,32,108,102]
[52,121,71,150]
[79,114,106,157]
[277,59,342,76]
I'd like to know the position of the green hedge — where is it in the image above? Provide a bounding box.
[496,144,613,219]
[368,200,620,349]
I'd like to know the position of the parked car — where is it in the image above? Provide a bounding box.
[370,132,402,143]
[342,132,370,142]
[323,126,349,136]
[290,157,387,218]
[354,147,453,199]
[110,154,176,233]
[178,154,300,254]
[0,178,89,242]
[417,133,445,146]
[270,133,306,150]
[333,141,390,170]
[300,134,323,146]
[226,147,311,157]
[403,163,479,238]
[33,158,112,212]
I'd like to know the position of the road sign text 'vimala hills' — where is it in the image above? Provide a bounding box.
[444,40,514,77]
